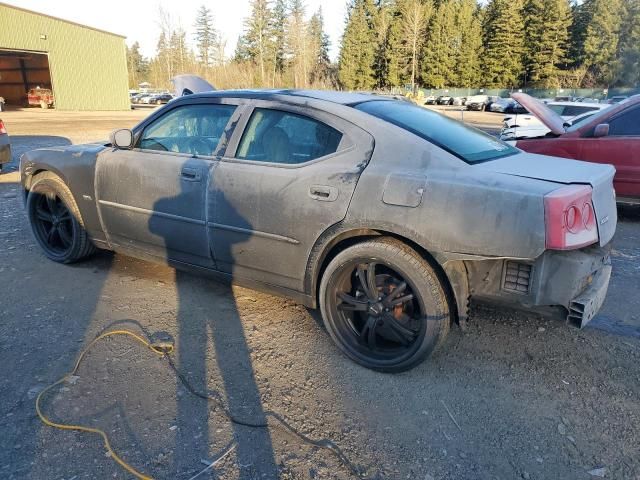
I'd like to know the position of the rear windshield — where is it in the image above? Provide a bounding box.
[354,100,518,163]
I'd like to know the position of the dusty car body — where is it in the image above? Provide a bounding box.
[0,119,10,170]
[513,93,640,203]
[20,89,617,371]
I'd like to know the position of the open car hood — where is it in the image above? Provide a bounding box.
[171,75,215,96]
[511,93,565,135]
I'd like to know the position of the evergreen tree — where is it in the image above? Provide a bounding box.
[308,8,332,85]
[126,41,148,88]
[338,0,378,90]
[523,0,571,87]
[372,0,396,88]
[422,0,457,88]
[454,0,483,88]
[482,0,525,87]
[617,0,640,85]
[242,0,274,83]
[577,0,625,85]
[271,0,289,77]
[194,5,218,67]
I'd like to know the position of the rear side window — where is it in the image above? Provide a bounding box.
[355,100,518,163]
[236,108,343,164]
[140,104,236,156]
[608,107,640,136]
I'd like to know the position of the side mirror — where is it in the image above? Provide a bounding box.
[110,128,134,149]
[593,123,609,138]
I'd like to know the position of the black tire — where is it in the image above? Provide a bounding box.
[319,237,451,372]
[26,172,96,263]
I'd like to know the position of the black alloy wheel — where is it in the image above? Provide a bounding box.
[331,261,424,354]
[319,238,450,372]
[32,191,74,255]
[27,172,96,263]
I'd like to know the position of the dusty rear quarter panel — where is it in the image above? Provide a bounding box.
[344,122,559,262]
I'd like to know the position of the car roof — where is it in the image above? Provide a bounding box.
[186,89,391,106]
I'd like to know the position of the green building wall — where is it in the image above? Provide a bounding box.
[0,3,130,110]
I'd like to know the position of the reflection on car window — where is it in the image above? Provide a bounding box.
[563,105,599,117]
[548,105,565,115]
[355,100,518,163]
[608,107,640,136]
[236,108,343,164]
[140,104,236,156]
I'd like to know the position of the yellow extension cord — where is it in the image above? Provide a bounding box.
[35,330,172,480]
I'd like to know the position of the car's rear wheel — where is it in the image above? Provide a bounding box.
[319,238,451,372]
[27,172,96,263]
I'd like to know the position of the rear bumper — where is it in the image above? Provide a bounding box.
[0,143,11,165]
[466,244,612,327]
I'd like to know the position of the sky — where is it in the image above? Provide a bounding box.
[8,0,347,61]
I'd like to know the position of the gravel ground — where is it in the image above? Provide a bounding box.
[0,109,638,480]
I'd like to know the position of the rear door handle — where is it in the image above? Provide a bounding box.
[181,167,201,182]
[309,185,338,202]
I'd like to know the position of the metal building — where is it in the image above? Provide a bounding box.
[0,2,129,110]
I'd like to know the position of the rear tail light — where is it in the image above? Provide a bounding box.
[544,185,598,250]
[0,120,6,135]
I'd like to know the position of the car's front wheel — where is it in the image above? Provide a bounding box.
[26,172,96,263]
[319,238,451,372]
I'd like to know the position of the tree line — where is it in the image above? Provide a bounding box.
[127,2,332,90]
[126,0,639,91]
[339,0,640,90]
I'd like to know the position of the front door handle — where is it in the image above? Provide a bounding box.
[181,167,201,182]
[309,185,338,202]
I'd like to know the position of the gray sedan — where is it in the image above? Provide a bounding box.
[19,90,616,371]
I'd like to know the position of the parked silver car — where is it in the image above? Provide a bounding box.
[20,89,616,371]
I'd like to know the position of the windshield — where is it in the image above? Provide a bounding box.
[355,100,518,163]
[566,104,614,131]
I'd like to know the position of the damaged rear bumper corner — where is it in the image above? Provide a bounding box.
[460,244,612,326]
[566,264,611,328]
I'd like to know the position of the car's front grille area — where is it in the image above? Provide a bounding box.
[502,261,533,294]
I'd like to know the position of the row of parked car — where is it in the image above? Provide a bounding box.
[424,94,630,112]
[130,92,174,105]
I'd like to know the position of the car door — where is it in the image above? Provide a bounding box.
[208,101,374,292]
[95,101,239,267]
[576,105,640,197]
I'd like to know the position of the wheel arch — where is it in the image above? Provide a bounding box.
[306,225,462,324]
[22,166,69,202]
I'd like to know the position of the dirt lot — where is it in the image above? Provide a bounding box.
[0,109,638,480]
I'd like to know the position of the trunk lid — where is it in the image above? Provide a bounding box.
[511,93,566,135]
[171,75,215,96]
[479,151,617,246]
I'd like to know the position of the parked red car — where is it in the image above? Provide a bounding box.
[27,88,54,109]
[513,93,640,204]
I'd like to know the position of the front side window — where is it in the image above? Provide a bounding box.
[355,100,518,163]
[236,108,343,164]
[607,107,640,136]
[139,104,236,156]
